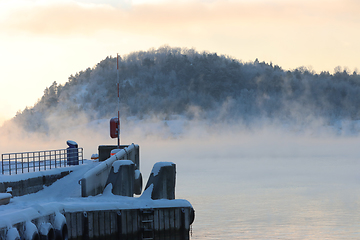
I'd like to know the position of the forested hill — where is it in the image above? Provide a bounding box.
[12,46,360,132]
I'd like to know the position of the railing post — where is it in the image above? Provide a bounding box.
[38,152,41,172]
[15,154,17,175]
[60,150,62,167]
[34,152,36,172]
[27,152,29,173]
[45,151,47,171]
[8,154,11,175]
[21,153,24,174]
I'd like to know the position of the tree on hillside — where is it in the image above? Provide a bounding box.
[11,46,360,132]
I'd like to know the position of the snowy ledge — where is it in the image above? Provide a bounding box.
[63,183,192,212]
[0,194,193,226]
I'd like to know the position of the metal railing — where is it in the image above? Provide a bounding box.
[1,148,84,175]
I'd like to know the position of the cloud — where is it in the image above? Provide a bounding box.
[2,111,359,163]
[1,0,360,74]
[1,1,117,35]
[2,0,360,37]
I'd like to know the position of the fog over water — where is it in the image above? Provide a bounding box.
[134,119,360,239]
[140,120,360,239]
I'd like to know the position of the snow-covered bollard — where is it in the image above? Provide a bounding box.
[38,222,55,240]
[24,221,39,240]
[0,193,11,206]
[6,227,20,240]
[90,153,99,161]
[106,160,135,197]
[53,212,68,240]
[144,162,176,200]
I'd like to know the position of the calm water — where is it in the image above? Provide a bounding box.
[173,158,360,239]
[174,156,360,239]
[135,124,360,240]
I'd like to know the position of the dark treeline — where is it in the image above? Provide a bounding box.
[12,46,360,132]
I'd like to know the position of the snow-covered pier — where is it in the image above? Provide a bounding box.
[0,144,195,240]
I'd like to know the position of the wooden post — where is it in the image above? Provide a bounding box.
[116,211,122,240]
[82,212,89,240]
[110,211,117,240]
[93,212,99,239]
[76,212,82,238]
[99,211,105,238]
[88,212,94,239]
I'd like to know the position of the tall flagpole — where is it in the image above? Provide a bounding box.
[117,53,120,148]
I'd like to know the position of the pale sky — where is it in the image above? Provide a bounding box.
[0,0,359,125]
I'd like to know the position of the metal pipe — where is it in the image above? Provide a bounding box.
[117,53,121,149]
